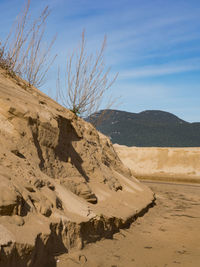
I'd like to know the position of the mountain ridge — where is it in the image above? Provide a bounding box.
[86,109,200,147]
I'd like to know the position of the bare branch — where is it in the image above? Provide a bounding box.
[57,30,118,117]
[0,0,56,87]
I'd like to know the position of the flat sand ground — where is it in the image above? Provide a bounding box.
[56,181,200,267]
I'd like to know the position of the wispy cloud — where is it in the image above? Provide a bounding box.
[1,0,200,121]
[119,58,200,79]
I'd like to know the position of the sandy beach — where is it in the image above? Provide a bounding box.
[56,181,200,267]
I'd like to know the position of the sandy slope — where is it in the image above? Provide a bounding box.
[0,68,154,266]
[56,181,200,267]
[114,144,200,183]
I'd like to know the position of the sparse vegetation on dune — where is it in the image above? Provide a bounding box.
[0,0,56,88]
[57,30,118,117]
[0,1,117,119]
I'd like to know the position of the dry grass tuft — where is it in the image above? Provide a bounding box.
[0,0,56,88]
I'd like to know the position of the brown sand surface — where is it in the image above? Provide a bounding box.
[56,181,200,267]
[0,67,154,265]
[114,144,200,183]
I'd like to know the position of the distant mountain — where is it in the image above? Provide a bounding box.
[86,109,200,147]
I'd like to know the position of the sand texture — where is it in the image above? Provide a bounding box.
[0,68,154,266]
[114,144,200,183]
[56,181,200,267]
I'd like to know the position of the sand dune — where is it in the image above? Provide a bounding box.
[114,144,200,183]
[0,68,154,266]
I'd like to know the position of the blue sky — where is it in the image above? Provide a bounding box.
[0,0,200,122]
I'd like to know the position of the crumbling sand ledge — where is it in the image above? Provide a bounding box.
[57,182,200,267]
[0,68,154,267]
[0,199,156,267]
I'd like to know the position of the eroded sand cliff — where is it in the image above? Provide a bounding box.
[0,68,154,267]
[114,144,200,183]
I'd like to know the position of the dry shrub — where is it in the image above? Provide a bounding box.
[57,30,118,118]
[0,0,56,87]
